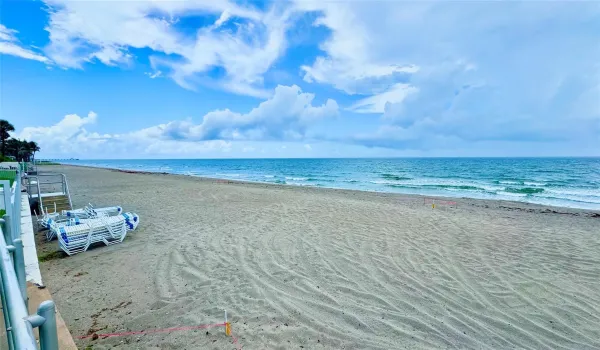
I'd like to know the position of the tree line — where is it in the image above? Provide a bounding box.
[0,119,40,162]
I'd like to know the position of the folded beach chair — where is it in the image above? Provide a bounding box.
[68,212,139,231]
[56,217,127,255]
[52,213,140,255]
[37,204,69,238]
[63,204,123,219]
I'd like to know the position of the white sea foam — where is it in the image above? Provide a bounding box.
[524,181,547,186]
[59,158,600,210]
[498,191,528,197]
[287,181,312,186]
[216,173,241,177]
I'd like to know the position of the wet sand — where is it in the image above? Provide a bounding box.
[36,165,600,349]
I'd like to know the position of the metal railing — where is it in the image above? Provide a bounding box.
[1,166,59,349]
[62,174,73,210]
[24,173,72,215]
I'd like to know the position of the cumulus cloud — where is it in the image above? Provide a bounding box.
[17,85,338,157]
[18,112,110,155]
[42,0,295,97]
[136,85,338,141]
[17,111,233,158]
[300,2,600,147]
[20,111,98,142]
[0,24,49,62]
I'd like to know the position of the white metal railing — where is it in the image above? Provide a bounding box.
[1,166,59,349]
[24,173,72,215]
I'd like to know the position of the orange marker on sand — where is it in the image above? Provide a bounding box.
[225,310,231,336]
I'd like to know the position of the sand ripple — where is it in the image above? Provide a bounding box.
[144,188,600,349]
[42,167,600,349]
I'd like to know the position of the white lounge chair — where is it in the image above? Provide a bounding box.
[63,204,123,219]
[68,212,139,231]
[37,204,68,238]
[52,213,139,255]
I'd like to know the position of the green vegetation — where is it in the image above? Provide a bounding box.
[0,170,16,186]
[0,209,5,217]
[38,250,67,262]
[0,120,15,157]
[0,155,13,162]
[0,119,40,162]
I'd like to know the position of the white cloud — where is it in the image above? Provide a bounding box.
[0,24,49,62]
[145,70,163,79]
[348,83,417,114]
[18,112,110,155]
[20,111,98,141]
[136,85,338,141]
[300,2,600,147]
[17,85,338,157]
[18,111,233,158]
[295,2,421,96]
[42,0,295,96]
[302,58,418,96]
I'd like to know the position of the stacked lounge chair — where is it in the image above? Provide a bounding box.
[63,204,123,219]
[53,213,140,255]
[39,202,140,255]
[42,204,127,240]
[36,204,69,240]
[67,212,139,230]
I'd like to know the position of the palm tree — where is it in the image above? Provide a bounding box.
[5,138,20,160]
[0,120,15,156]
[27,141,40,163]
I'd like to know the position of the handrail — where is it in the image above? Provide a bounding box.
[0,165,60,349]
[24,174,60,178]
[11,175,21,241]
[0,222,37,349]
[29,181,63,185]
[62,174,73,209]
[32,177,43,216]
[1,174,37,349]
[24,173,72,213]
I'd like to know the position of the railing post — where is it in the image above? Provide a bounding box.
[0,228,37,350]
[13,175,21,241]
[0,263,16,350]
[12,238,27,306]
[1,180,12,240]
[2,215,11,248]
[37,301,59,350]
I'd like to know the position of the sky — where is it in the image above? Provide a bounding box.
[1,0,599,159]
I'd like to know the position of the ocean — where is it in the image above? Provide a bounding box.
[58,158,600,210]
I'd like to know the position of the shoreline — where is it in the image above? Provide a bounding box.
[55,163,600,217]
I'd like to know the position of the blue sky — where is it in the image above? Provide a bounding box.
[1,0,599,158]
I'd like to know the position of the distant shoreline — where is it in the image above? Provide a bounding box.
[52,163,600,218]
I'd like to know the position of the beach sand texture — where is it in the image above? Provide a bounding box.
[37,165,600,349]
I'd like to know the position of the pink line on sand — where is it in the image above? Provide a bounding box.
[77,323,226,339]
[78,322,242,348]
[77,322,242,350]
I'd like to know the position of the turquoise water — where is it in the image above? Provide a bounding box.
[60,158,600,210]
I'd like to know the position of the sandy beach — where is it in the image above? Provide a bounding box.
[36,165,600,350]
